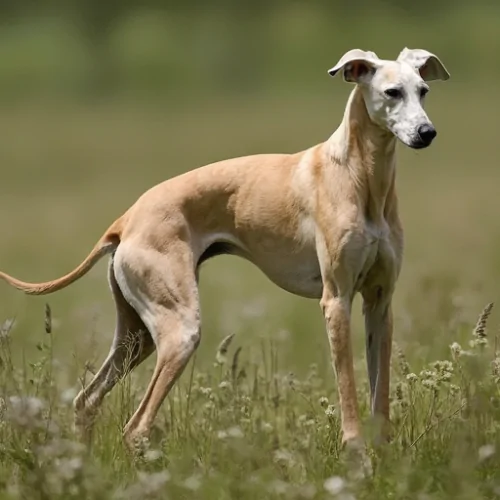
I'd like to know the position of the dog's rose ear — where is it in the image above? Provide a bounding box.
[328,49,381,83]
[397,48,450,82]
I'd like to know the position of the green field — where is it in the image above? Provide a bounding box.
[2,6,500,499]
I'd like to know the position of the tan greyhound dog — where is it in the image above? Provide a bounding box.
[0,48,449,451]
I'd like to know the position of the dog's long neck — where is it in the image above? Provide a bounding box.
[328,86,397,223]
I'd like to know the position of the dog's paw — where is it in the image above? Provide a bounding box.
[123,430,151,460]
[342,437,373,480]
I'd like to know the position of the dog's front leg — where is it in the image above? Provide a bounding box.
[362,289,393,442]
[320,285,361,445]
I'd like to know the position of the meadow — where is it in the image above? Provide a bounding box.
[2,7,500,499]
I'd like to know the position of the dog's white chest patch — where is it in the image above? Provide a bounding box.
[297,214,316,245]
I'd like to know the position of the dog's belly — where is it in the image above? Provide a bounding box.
[198,236,323,299]
[255,253,323,299]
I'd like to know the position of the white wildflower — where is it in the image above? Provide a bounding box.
[183,474,202,491]
[420,370,437,380]
[433,360,453,374]
[324,476,345,495]
[319,396,329,408]
[227,426,244,438]
[144,449,162,462]
[273,448,295,466]
[478,444,495,462]
[422,379,437,390]
[217,425,243,440]
[203,401,215,413]
[217,430,228,440]
[450,342,462,356]
[261,421,274,433]
[7,396,45,427]
[325,404,336,418]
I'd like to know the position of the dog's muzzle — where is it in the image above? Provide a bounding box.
[410,124,437,149]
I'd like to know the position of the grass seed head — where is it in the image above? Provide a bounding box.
[472,302,494,339]
[216,333,235,365]
[44,303,52,334]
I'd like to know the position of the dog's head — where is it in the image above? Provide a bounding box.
[328,48,450,149]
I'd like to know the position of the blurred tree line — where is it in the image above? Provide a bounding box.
[0,0,497,99]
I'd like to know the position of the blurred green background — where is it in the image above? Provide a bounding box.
[0,0,500,385]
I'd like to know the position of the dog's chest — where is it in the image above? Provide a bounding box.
[353,221,395,291]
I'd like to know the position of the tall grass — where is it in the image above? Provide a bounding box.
[1,302,499,499]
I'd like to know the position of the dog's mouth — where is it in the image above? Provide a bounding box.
[407,140,431,150]
[403,135,435,150]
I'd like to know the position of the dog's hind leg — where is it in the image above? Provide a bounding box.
[112,240,201,449]
[73,257,155,443]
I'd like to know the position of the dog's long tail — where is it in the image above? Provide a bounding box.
[0,216,125,296]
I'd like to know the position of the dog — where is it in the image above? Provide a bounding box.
[0,48,449,451]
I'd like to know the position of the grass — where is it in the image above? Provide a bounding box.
[1,81,500,498]
[1,303,500,499]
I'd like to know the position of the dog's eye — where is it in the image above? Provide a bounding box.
[384,88,402,99]
[420,87,429,98]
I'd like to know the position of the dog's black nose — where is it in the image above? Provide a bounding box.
[417,124,437,145]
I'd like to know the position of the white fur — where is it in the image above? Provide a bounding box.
[329,48,449,149]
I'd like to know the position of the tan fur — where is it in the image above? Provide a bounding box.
[1,56,443,451]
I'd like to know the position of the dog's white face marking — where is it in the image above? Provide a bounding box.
[360,61,433,149]
[328,48,450,150]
